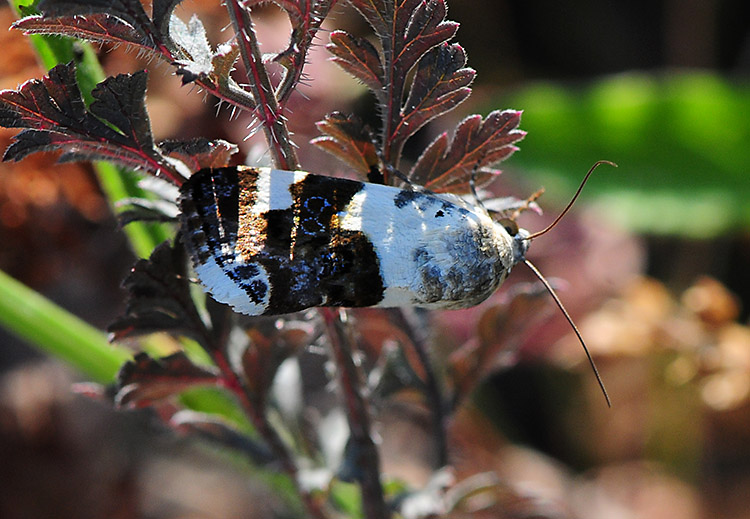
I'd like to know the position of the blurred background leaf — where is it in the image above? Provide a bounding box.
[498,72,750,238]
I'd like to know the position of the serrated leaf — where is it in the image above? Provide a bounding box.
[170,14,213,81]
[347,0,458,84]
[397,0,458,74]
[409,110,526,193]
[1,62,103,132]
[90,69,154,151]
[0,62,185,183]
[108,241,210,344]
[159,138,238,170]
[13,14,150,50]
[347,0,394,40]
[341,0,465,173]
[34,0,162,49]
[115,351,219,408]
[171,21,243,88]
[327,31,384,96]
[393,42,474,149]
[311,112,379,177]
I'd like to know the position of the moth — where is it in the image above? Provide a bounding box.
[178,163,613,405]
[179,165,531,317]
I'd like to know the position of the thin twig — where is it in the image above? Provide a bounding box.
[321,308,390,519]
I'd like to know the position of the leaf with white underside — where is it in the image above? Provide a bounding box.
[170,14,215,83]
[13,0,239,90]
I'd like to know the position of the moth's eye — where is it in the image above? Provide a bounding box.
[498,218,519,236]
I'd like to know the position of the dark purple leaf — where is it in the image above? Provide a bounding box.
[396,0,458,75]
[108,241,210,344]
[115,351,219,408]
[13,14,150,50]
[392,42,474,149]
[159,138,238,171]
[327,31,384,97]
[311,112,379,177]
[90,70,153,151]
[409,110,526,193]
[0,63,186,183]
[15,0,233,91]
[0,63,108,134]
[152,0,185,37]
[33,0,163,50]
[332,0,465,177]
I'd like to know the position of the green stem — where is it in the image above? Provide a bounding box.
[11,0,170,258]
[0,269,131,382]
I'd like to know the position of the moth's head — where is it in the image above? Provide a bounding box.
[497,217,530,265]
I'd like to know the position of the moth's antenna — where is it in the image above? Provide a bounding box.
[526,160,617,241]
[524,259,611,407]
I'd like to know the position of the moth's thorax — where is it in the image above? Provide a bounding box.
[179,166,527,316]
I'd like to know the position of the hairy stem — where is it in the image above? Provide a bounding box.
[275,1,337,106]
[321,308,390,519]
[226,0,299,170]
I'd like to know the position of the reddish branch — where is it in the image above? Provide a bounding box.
[321,308,390,519]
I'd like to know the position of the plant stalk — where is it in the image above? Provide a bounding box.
[322,308,390,519]
[226,0,299,170]
[392,308,448,468]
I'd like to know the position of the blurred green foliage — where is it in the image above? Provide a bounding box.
[501,72,750,238]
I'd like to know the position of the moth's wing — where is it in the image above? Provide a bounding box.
[179,167,272,315]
